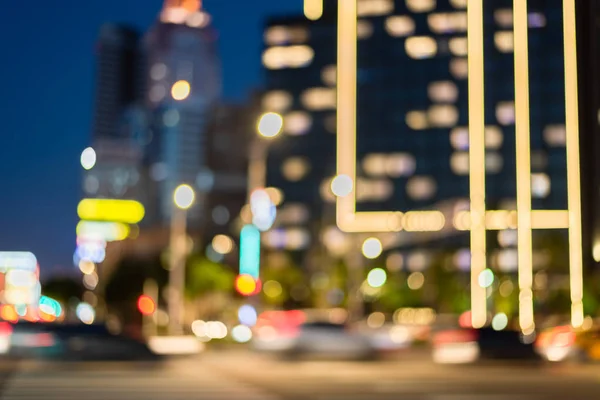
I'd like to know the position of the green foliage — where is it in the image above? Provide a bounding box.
[260,253,305,306]
[186,255,234,297]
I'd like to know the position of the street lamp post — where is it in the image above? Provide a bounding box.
[168,184,195,335]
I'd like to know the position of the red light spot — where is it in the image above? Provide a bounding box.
[137,295,156,316]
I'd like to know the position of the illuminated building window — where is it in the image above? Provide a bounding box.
[407,176,437,200]
[321,65,336,86]
[358,0,394,17]
[301,87,336,110]
[428,12,468,34]
[406,111,429,130]
[486,153,504,174]
[405,36,437,59]
[282,157,311,182]
[357,179,394,202]
[149,85,166,102]
[386,153,416,177]
[496,102,515,125]
[543,124,566,147]
[531,173,551,198]
[450,127,469,150]
[428,105,459,127]
[264,26,309,45]
[150,63,167,81]
[494,9,513,28]
[450,58,468,79]
[324,114,336,133]
[262,91,293,113]
[406,0,436,13]
[450,152,469,175]
[495,31,514,53]
[284,111,312,135]
[529,12,547,28]
[449,37,468,56]
[362,154,387,176]
[358,20,374,40]
[531,151,548,170]
[485,126,503,149]
[262,45,314,70]
[449,0,467,9]
[363,153,416,178]
[385,16,415,37]
[278,203,310,224]
[428,81,458,103]
[320,178,336,203]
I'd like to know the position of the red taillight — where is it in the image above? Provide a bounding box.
[35,333,55,347]
[552,331,576,348]
[433,329,479,346]
[0,322,13,336]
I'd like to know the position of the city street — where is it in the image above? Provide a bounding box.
[1,350,600,399]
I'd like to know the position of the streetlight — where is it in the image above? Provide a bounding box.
[248,112,283,200]
[168,184,195,335]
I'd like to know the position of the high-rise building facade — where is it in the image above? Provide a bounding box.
[262,0,581,273]
[143,0,221,224]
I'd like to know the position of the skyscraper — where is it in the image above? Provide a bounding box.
[143,0,221,224]
[262,0,580,274]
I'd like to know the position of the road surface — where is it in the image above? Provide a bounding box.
[0,350,599,399]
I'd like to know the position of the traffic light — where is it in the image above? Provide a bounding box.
[235,274,258,296]
[239,225,260,279]
[137,295,156,316]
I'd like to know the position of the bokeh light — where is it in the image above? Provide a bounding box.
[238,304,258,327]
[80,147,97,170]
[263,280,283,298]
[78,260,95,275]
[367,268,387,288]
[76,303,95,325]
[173,184,195,209]
[407,272,425,290]
[212,234,234,255]
[330,174,353,197]
[257,112,284,138]
[235,274,257,296]
[362,237,383,259]
[478,269,495,288]
[171,80,191,100]
[231,325,253,343]
[492,313,508,331]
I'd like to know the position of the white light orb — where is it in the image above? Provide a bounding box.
[81,147,97,170]
[330,174,353,197]
[173,184,195,209]
[362,237,383,259]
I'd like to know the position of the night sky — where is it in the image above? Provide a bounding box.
[0,0,302,277]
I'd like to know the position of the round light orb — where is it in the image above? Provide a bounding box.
[173,184,195,209]
[257,112,284,138]
[331,174,353,197]
[212,234,234,255]
[362,237,383,259]
[367,268,387,288]
[492,313,508,331]
[478,268,495,288]
[231,325,253,343]
[171,80,191,101]
[81,147,97,170]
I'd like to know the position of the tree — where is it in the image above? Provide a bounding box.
[186,255,234,297]
[260,252,305,307]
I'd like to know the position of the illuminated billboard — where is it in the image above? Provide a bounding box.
[77,199,145,224]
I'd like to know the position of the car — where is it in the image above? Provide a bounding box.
[432,327,539,364]
[536,325,600,362]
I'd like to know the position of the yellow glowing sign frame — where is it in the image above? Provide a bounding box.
[77,199,145,225]
[335,0,583,328]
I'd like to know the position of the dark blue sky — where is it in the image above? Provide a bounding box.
[0,0,301,277]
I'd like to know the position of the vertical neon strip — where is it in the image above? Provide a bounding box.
[337,0,358,226]
[304,0,323,20]
[514,0,535,333]
[467,0,487,328]
[563,0,584,328]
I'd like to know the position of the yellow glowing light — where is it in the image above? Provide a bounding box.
[76,221,130,242]
[514,0,534,333]
[171,80,191,101]
[467,0,487,329]
[173,184,195,210]
[77,199,145,224]
[265,187,284,206]
[257,112,284,138]
[563,0,584,329]
[78,260,96,275]
[212,234,234,255]
[304,0,323,20]
[263,280,283,298]
[362,237,383,259]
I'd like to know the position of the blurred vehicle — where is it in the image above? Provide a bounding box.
[252,310,305,353]
[432,327,539,364]
[285,322,376,361]
[2,322,160,362]
[536,325,600,362]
